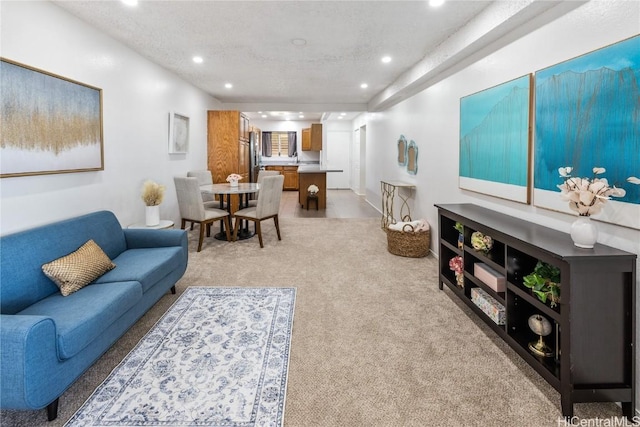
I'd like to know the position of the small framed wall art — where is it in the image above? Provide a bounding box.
[0,58,104,178]
[169,111,189,154]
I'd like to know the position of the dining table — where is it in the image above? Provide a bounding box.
[200,182,260,240]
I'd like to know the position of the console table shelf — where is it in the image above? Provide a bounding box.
[436,203,636,418]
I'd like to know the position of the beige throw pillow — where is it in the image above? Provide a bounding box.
[42,239,116,296]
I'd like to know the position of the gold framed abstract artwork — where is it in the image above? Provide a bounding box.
[0,58,104,178]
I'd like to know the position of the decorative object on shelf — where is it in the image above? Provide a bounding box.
[470,287,505,325]
[528,314,554,358]
[307,184,319,195]
[523,261,561,307]
[454,222,464,249]
[570,216,598,249]
[474,263,506,293]
[558,166,627,248]
[449,255,464,288]
[226,173,242,187]
[0,58,104,178]
[470,231,493,254]
[141,180,165,226]
[459,74,532,204]
[168,111,189,154]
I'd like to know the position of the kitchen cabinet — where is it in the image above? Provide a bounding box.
[264,165,298,191]
[207,110,251,184]
[283,166,299,190]
[301,123,322,151]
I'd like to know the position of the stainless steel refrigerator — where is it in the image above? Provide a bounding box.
[249,131,260,183]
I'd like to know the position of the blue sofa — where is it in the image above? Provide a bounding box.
[0,211,188,420]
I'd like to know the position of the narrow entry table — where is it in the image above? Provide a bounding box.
[380,180,415,229]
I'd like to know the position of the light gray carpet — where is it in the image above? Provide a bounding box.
[1,218,627,426]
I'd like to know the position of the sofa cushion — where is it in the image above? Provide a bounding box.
[95,247,183,293]
[18,281,142,359]
[42,240,116,296]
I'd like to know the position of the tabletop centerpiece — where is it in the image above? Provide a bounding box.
[226,173,242,187]
[557,166,626,248]
[141,179,165,226]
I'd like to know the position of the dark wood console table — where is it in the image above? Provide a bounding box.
[436,203,636,418]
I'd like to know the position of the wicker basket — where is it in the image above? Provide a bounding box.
[386,223,430,258]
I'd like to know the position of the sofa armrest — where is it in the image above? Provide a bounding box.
[1,314,59,409]
[123,228,187,250]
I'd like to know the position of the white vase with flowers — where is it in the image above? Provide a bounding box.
[141,180,165,226]
[557,167,626,248]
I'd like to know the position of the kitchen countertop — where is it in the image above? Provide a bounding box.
[261,162,301,167]
[297,164,343,173]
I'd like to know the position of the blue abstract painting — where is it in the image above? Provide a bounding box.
[533,35,640,229]
[459,74,532,203]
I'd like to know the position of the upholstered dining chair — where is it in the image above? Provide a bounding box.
[174,177,231,252]
[187,170,215,203]
[248,169,280,207]
[233,174,284,248]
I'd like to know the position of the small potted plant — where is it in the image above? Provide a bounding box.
[523,261,561,308]
[454,222,464,249]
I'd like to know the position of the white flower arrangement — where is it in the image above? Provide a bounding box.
[557,167,626,217]
[141,180,165,206]
[226,173,242,183]
[307,184,319,194]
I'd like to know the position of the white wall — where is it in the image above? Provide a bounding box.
[0,1,222,235]
[362,0,640,409]
[363,0,640,259]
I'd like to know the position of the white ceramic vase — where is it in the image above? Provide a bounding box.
[570,216,597,249]
[145,205,160,226]
[229,179,238,187]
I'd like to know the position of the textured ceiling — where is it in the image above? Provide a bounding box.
[52,0,494,119]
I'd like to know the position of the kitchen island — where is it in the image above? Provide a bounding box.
[298,164,343,209]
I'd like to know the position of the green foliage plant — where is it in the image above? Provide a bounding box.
[523,261,561,307]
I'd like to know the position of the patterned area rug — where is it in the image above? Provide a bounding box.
[65,287,296,427]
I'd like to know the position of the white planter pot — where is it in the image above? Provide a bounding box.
[145,205,160,226]
[229,179,239,187]
[570,216,597,248]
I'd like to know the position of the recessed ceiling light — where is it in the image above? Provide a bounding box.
[381,56,392,63]
[360,83,368,89]
[429,0,445,7]
[340,112,347,116]
[261,114,267,118]
[192,56,203,64]
[291,38,307,46]
[299,115,304,119]
[224,83,233,89]
[121,0,138,6]
[338,116,343,120]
